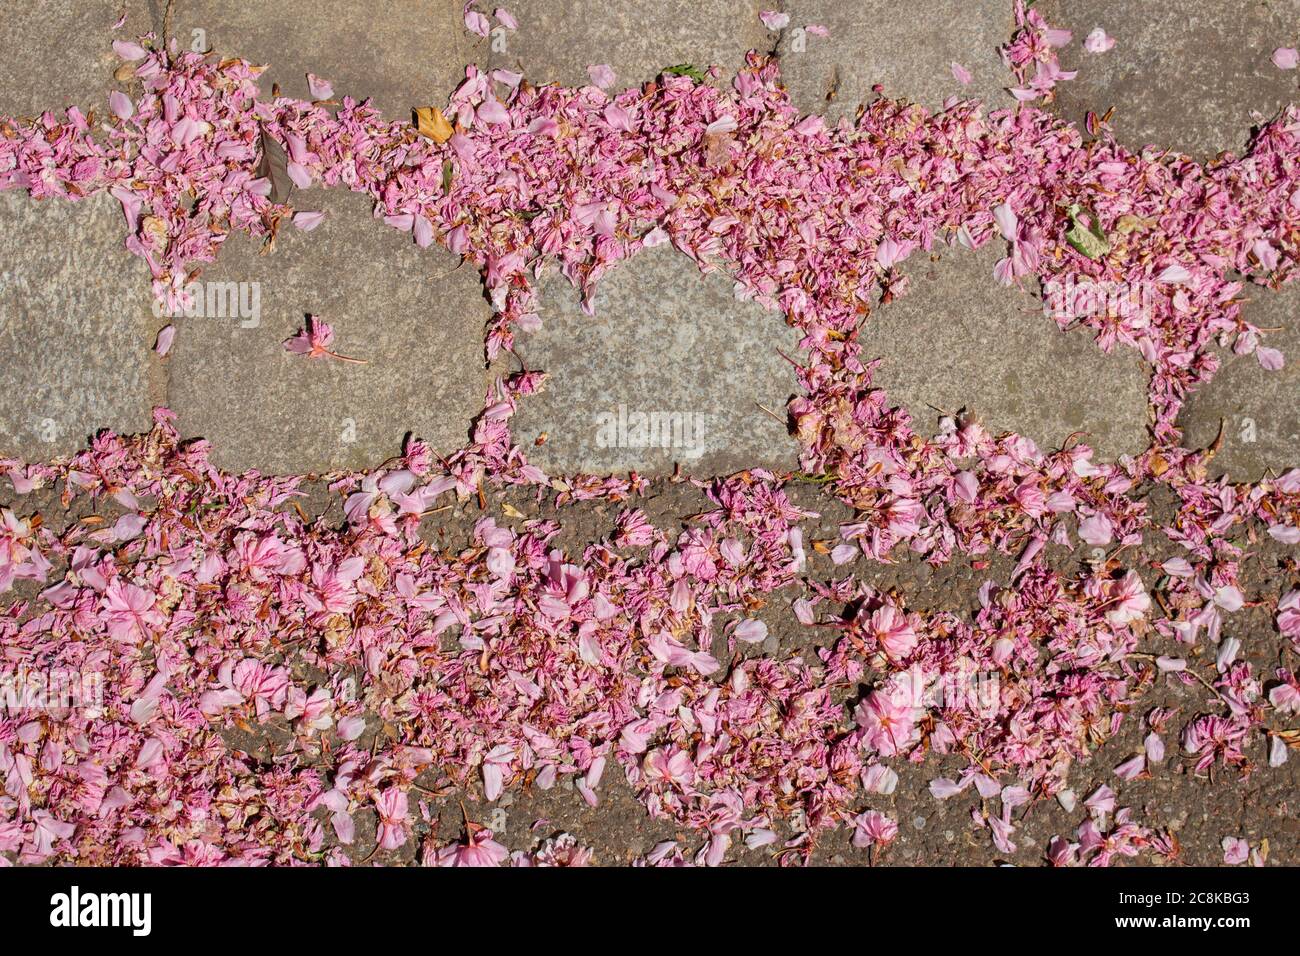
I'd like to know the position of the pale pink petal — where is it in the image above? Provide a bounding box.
[587,63,616,89]
[154,324,175,357]
[293,210,326,231]
[1257,346,1285,371]
[108,90,134,120]
[1083,28,1115,54]
[113,40,147,60]
[464,8,491,36]
[307,73,334,100]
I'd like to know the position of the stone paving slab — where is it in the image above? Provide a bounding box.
[0,0,126,118]
[1040,0,1300,158]
[2,0,1293,485]
[0,191,156,459]
[864,243,1151,461]
[773,1,1014,120]
[1179,282,1300,481]
[169,1,488,121]
[167,188,490,474]
[489,0,769,91]
[510,244,802,476]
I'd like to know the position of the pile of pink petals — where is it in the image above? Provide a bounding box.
[0,3,1298,865]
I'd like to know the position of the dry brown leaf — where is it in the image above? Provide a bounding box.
[257,128,292,203]
[414,106,454,143]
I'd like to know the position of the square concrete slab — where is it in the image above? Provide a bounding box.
[166,188,491,474]
[1178,282,1300,481]
[169,1,488,120]
[864,243,1151,461]
[0,0,129,119]
[489,0,769,91]
[0,191,156,459]
[1039,0,1300,158]
[510,244,802,476]
[773,1,1015,120]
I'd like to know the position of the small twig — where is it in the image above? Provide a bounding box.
[1127,652,1227,704]
[322,349,368,365]
[161,0,175,47]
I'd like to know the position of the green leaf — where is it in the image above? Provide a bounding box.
[441,159,454,195]
[662,64,707,83]
[1064,203,1110,260]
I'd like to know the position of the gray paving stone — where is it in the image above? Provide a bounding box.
[167,188,490,474]
[489,0,769,91]
[864,243,1151,461]
[1179,282,1300,480]
[773,1,1014,120]
[170,1,488,121]
[0,191,156,459]
[1039,0,1300,158]
[510,244,802,476]
[0,0,126,118]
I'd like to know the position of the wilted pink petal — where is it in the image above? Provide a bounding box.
[1114,754,1145,780]
[929,777,963,799]
[293,210,325,231]
[851,810,897,848]
[1085,784,1116,816]
[1222,836,1249,864]
[993,201,1018,240]
[1083,28,1115,54]
[1145,732,1165,763]
[337,715,366,741]
[306,73,334,100]
[1257,346,1285,370]
[464,5,491,36]
[108,90,134,120]
[587,63,616,88]
[113,39,147,60]
[476,99,510,125]
[374,789,409,850]
[1213,585,1244,613]
[705,115,738,135]
[154,324,175,356]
